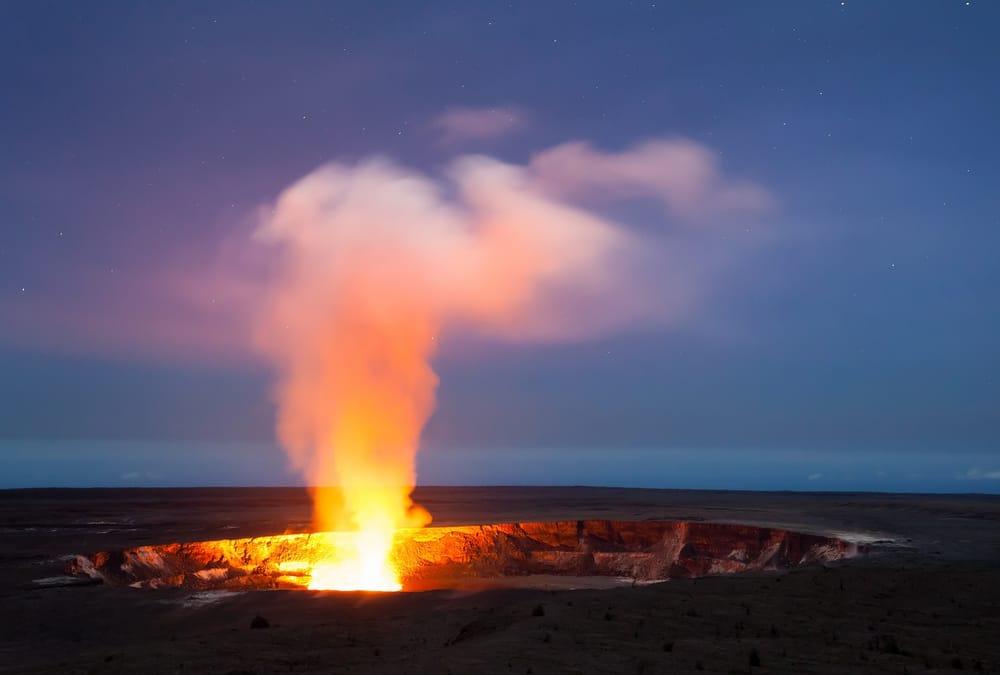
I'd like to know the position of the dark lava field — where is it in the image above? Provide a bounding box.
[1,486,998,673]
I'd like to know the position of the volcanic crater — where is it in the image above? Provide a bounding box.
[69,519,858,592]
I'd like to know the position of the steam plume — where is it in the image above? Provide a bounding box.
[250,140,770,542]
[253,156,647,534]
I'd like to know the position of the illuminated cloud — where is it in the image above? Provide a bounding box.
[0,136,772,364]
[432,105,527,144]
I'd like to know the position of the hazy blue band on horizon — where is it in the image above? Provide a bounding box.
[0,440,997,494]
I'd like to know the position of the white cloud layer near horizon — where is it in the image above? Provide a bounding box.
[961,468,1000,480]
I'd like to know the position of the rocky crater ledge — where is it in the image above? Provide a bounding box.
[69,519,859,591]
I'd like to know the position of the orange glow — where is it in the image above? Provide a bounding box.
[306,530,400,591]
[273,531,403,591]
[269,303,435,590]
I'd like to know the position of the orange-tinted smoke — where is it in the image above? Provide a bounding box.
[252,156,649,536]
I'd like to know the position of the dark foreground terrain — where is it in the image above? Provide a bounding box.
[1,487,998,673]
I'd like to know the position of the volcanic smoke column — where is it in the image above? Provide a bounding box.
[254,156,651,590]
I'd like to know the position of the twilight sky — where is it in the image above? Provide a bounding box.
[1,1,998,491]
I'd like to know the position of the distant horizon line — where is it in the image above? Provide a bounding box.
[1,484,998,498]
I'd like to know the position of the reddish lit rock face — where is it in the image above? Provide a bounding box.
[69,520,857,591]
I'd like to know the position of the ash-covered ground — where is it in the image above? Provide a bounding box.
[1,487,998,674]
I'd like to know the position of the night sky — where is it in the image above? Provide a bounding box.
[2,1,998,491]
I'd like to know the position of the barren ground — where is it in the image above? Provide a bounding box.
[1,487,998,674]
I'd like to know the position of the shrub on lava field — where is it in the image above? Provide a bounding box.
[749,648,761,667]
[249,615,269,629]
[879,634,901,654]
[531,604,545,617]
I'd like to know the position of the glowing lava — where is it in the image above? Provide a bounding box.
[277,530,403,591]
[305,530,401,592]
[269,530,403,591]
